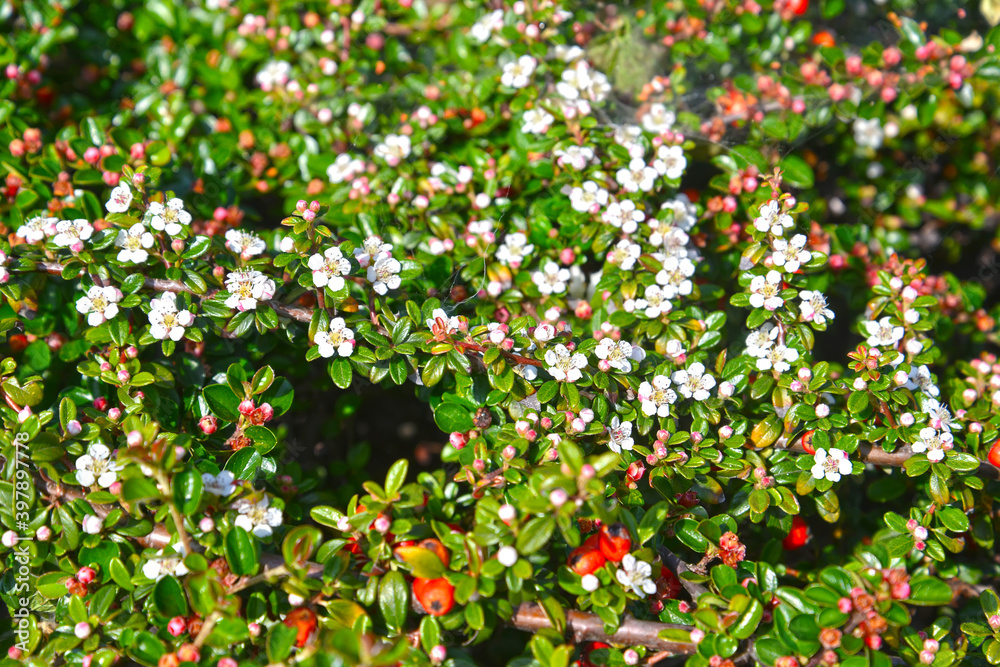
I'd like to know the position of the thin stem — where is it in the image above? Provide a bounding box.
[227,564,289,594]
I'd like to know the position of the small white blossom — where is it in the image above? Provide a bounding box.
[655,256,696,300]
[745,324,777,357]
[497,545,519,567]
[327,154,365,184]
[616,554,657,597]
[367,255,402,295]
[753,200,794,236]
[148,292,194,341]
[255,60,291,90]
[607,239,641,271]
[75,443,122,488]
[522,108,554,134]
[595,339,634,373]
[660,194,699,231]
[638,375,676,418]
[470,9,504,43]
[225,229,267,257]
[53,219,93,250]
[905,365,939,397]
[865,317,904,348]
[496,232,534,267]
[354,235,393,268]
[607,416,634,454]
[672,363,716,401]
[653,144,686,179]
[616,158,657,193]
[233,496,283,538]
[625,284,672,319]
[921,398,960,431]
[602,199,645,234]
[202,470,236,497]
[374,134,411,166]
[142,546,189,581]
[501,55,536,88]
[582,574,600,591]
[771,234,811,273]
[17,215,57,243]
[224,269,276,312]
[105,184,133,213]
[0,251,8,284]
[757,344,800,374]
[532,261,570,295]
[147,199,192,236]
[799,291,835,325]
[308,247,351,290]
[749,270,785,311]
[76,285,122,326]
[911,427,952,463]
[115,224,155,264]
[554,145,595,170]
[569,180,609,213]
[854,117,884,149]
[641,103,676,134]
[315,317,356,358]
[811,448,852,482]
[544,344,587,382]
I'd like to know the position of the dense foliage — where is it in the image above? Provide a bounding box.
[2,0,1000,666]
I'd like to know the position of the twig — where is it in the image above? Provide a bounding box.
[227,564,289,594]
[658,546,709,601]
[193,611,221,648]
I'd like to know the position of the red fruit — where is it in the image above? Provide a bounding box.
[413,577,455,616]
[788,0,808,15]
[580,642,611,667]
[801,429,816,455]
[568,536,606,576]
[283,607,317,648]
[783,516,811,550]
[988,440,1000,468]
[598,523,632,563]
[813,31,835,48]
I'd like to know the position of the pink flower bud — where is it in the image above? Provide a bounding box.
[109,481,121,495]
[719,381,735,398]
[900,412,915,426]
[815,404,830,418]
[988,614,1000,630]
[74,622,92,639]
[1,530,17,547]
[219,659,238,667]
[690,431,703,444]
[127,430,143,447]
[656,429,670,441]
[449,431,467,449]
[17,406,31,422]
[100,361,112,371]
[571,417,586,433]
[107,407,121,421]
[473,459,486,472]
[77,566,98,584]
[63,419,82,436]
[624,649,639,665]
[499,504,516,523]
[199,517,215,532]
[838,597,853,613]
[7,647,22,660]
[919,651,935,664]
[199,415,218,434]
[167,616,187,637]
[259,403,274,421]
[248,622,262,637]
[238,399,255,415]
[36,525,52,541]
[797,367,812,381]
[580,408,594,423]
[430,645,447,664]
[690,629,705,643]
[923,639,939,653]
[502,445,516,460]
[550,488,568,507]
[373,515,391,534]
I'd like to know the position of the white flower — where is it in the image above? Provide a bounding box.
[0,251,8,284]
[771,235,811,273]
[637,375,676,418]
[753,200,794,236]
[653,144,686,179]
[470,9,503,42]
[497,546,518,567]
[533,261,571,295]
[255,60,291,90]
[148,292,194,341]
[233,496,283,538]
[607,239,641,271]
[616,158,657,193]
[501,55,536,88]
[142,546,190,581]
[625,284,672,319]
[616,554,657,597]
[557,61,610,102]
[865,317,904,348]
[595,339,634,373]
[749,270,784,311]
[367,255,402,295]
[82,515,103,535]
[308,247,351,290]
[554,145,595,170]
[522,108,553,134]
[315,318,356,358]
[655,256,695,299]
[905,365,939,398]
[602,199,645,234]
[105,184,133,213]
[911,427,952,463]
[854,117,884,149]
[225,229,267,257]
[147,198,192,236]
[921,398,960,431]
[756,344,800,374]
[374,134,411,166]
[672,363,716,401]
[607,417,634,454]
[745,324,777,357]
[76,285,122,326]
[53,219,93,250]
[569,181,609,213]
[327,154,365,184]
[582,573,600,591]
[641,103,676,134]
[17,215,57,242]
[75,443,122,488]
[660,194,699,231]
[810,448,852,482]
[799,291,835,325]
[496,232,534,267]
[354,235,392,268]
[427,308,462,334]
[115,224,154,264]
[202,470,236,497]
[224,269,276,312]
[544,344,587,382]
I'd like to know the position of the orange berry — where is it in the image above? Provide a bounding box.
[987,440,1000,468]
[598,523,632,563]
[801,429,816,455]
[283,607,318,648]
[413,577,455,616]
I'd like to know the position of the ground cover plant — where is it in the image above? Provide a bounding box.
[2,0,1000,665]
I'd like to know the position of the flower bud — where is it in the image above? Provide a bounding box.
[248,622,262,637]
[258,403,274,421]
[127,430,143,447]
[582,573,600,591]
[923,639,939,653]
[498,504,516,524]
[719,381,735,398]
[219,659,238,667]
[125,345,139,359]
[900,412,915,426]
[82,515,103,534]
[571,417,586,432]
[580,464,595,480]
[77,566,97,584]
[1,530,17,547]
[238,399,255,415]
[373,514,391,533]
[167,616,187,637]
[853,377,868,390]
[790,380,804,392]
[502,445,516,460]
[815,404,830,418]
[719,425,734,440]
[199,415,218,434]
[690,431,703,444]
[94,396,108,411]
[919,651,935,664]
[690,629,705,643]
[17,406,31,422]
[75,622,92,639]
[837,597,852,613]
[7,647,22,660]
[199,517,215,532]
[549,488,568,507]
[36,525,52,541]
[497,545,518,567]
[430,645,447,664]
[449,431,467,449]
[107,407,121,421]
[797,367,812,381]
[579,408,594,423]
[624,649,639,665]
[988,614,1000,630]
[893,370,908,385]
[176,645,200,663]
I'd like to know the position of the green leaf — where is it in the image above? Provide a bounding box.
[173,467,203,516]
[225,526,260,577]
[152,576,189,618]
[328,357,353,389]
[516,516,556,555]
[907,576,953,605]
[266,624,299,663]
[384,459,408,498]
[282,526,323,572]
[379,570,409,633]
[780,155,814,188]
[434,402,473,433]
[122,478,161,502]
[204,384,241,421]
[225,448,262,481]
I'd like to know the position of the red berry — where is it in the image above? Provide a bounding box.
[283,607,317,648]
[413,577,455,617]
[988,440,1000,468]
[783,516,811,550]
[568,535,606,576]
[598,522,632,563]
[788,0,808,15]
[801,429,816,455]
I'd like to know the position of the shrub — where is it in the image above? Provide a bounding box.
[2,1,1000,666]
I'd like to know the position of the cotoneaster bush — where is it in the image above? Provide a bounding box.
[2,1,1000,666]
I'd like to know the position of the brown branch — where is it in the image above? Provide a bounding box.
[659,546,709,601]
[509,602,696,655]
